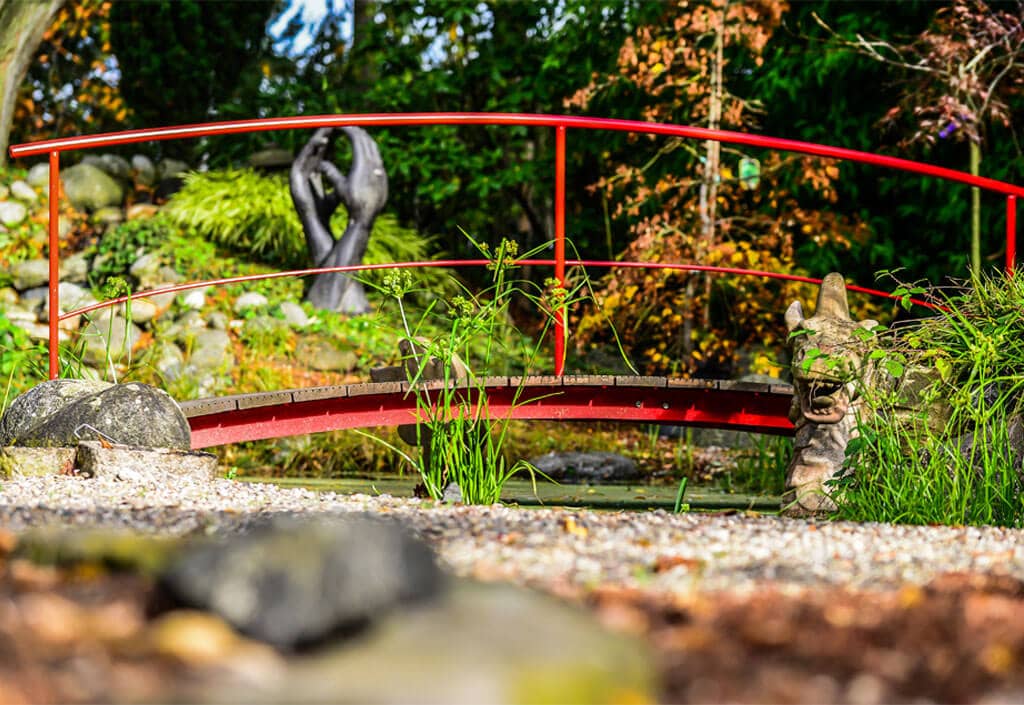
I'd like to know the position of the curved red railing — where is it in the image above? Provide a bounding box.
[8,112,1022,379]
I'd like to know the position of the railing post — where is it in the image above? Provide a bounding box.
[553,125,566,376]
[1008,195,1017,274]
[48,150,60,379]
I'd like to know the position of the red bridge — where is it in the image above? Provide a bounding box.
[10,113,1022,449]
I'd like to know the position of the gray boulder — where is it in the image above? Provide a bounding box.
[10,180,37,203]
[159,515,445,650]
[62,252,90,284]
[129,252,164,288]
[8,256,89,291]
[9,259,50,291]
[296,337,358,372]
[150,340,185,381]
[79,314,143,366]
[131,155,156,186]
[278,301,309,328]
[528,451,641,484]
[43,281,97,331]
[91,206,124,229]
[156,158,189,181]
[0,201,27,227]
[26,163,50,189]
[0,379,112,446]
[185,328,234,374]
[1,380,190,449]
[233,291,269,313]
[243,314,289,338]
[100,154,132,180]
[61,163,125,211]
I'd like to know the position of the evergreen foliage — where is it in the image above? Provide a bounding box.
[162,168,455,298]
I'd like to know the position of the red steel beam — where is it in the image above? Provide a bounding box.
[185,381,795,449]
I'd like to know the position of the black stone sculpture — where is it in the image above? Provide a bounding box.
[289,126,388,314]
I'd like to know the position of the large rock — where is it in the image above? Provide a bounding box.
[82,153,131,180]
[91,206,124,229]
[156,158,189,181]
[0,200,27,227]
[185,328,235,375]
[528,451,641,484]
[159,515,445,650]
[296,337,358,372]
[278,301,309,328]
[26,162,50,188]
[233,291,268,313]
[62,252,90,284]
[10,180,37,203]
[8,257,89,291]
[43,281,98,331]
[150,340,185,381]
[61,163,125,211]
[79,314,143,366]
[77,441,216,482]
[131,155,156,186]
[0,379,112,445]
[0,380,190,449]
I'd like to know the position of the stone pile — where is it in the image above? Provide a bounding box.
[1,157,360,395]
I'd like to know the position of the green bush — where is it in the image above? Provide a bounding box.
[89,216,174,289]
[162,168,454,296]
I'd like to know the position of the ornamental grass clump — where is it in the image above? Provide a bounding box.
[368,235,596,504]
[835,269,1024,527]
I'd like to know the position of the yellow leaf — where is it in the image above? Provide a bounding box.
[562,516,588,538]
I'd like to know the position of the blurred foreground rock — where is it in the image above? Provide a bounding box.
[160,515,445,650]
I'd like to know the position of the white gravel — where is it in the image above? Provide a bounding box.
[2,474,1023,595]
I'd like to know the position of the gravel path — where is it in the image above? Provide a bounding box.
[1,475,1022,594]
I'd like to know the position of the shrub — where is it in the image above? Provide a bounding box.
[162,168,454,297]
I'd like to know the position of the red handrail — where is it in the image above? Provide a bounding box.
[61,260,940,323]
[8,112,1021,379]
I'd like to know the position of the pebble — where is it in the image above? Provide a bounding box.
[1,475,1023,595]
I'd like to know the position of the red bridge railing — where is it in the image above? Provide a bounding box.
[9,112,1024,381]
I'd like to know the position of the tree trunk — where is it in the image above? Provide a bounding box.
[970,140,981,273]
[0,0,63,165]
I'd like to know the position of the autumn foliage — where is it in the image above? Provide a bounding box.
[12,0,128,146]
[569,0,872,377]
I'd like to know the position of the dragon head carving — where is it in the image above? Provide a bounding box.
[783,273,878,514]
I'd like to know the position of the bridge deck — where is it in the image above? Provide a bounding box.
[181,375,795,449]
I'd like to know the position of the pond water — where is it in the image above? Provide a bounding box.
[244,477,780,512]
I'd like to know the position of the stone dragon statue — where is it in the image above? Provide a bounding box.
[783,272,1024,516]
[783,273,878,514]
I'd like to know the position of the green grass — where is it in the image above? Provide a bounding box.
[835,269,1024,527]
